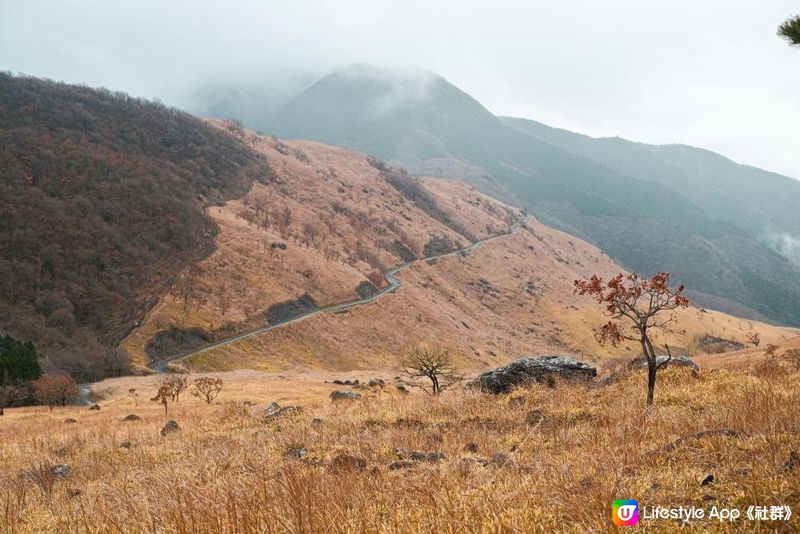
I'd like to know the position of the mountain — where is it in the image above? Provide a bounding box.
[500,117,800,248]
[262,64,800,326]
[121,126,794,373]
[0,74,271,379]
[2,74,793,380]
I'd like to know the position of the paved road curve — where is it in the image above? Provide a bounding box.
[79,222,522,402]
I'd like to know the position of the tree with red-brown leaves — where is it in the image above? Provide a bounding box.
[151,384,172,414]
[574,272,690,406]
[32,373,79,411]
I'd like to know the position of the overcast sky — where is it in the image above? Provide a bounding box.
[1,0,798,178]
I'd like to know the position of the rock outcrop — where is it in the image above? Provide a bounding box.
[468,355,597,394]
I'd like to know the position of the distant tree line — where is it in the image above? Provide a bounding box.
[0,334,79,413]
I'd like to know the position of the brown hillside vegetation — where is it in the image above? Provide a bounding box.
[122,125,795,373]
[0,75,270,379]
[2,349,799,532]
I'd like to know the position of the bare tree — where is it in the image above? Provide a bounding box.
[32,373,79,411]
[127,388,139,407]
[275,206,293,239]
[301,222,320,247]
[574,272,690,407]
[102,347,131,377]
[151,384,172,414]
[191,376,224,404]
[171,265,203,316]
[399,344,460,396]
[746,331,761,348]
[0,384,24,416]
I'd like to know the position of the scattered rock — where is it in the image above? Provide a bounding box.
[368,379,385,387]
[332,380,345,385]
[396,384,409,395]
[88,404,100,411]
[330,454,367,472]
[19,464,72,483]
[266,405,302,421]
[122,414,141,422]
[310,417,324,428]
[782,451,799,471]
[52,447,68,457]
[696,335,744,354]
[464,442,479,453]
[64,418,77,424]
[460,456,489,466]
[525,410,545,426]
[490,452,509,466]
[286,448,307,459]
[389,460,415,470]
[409,451,445,463]
[330,391,361,402]
[467,356,597,394]
[628,355,700,373]
[160,420,180,436]
[702,494,716,502]
[265,402,281,415]
[700,474,715,486]
[342,379,360,387]
[119,441,135,449]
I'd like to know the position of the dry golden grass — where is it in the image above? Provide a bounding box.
[2,356,799,532]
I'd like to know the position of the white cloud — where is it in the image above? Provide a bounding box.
[1,0,798,178]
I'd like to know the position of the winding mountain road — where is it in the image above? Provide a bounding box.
[79,222,522,402]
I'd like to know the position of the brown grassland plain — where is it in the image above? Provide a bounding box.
[2,345,800,533]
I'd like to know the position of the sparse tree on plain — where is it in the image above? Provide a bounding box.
[574,272,690,407]
[0,384,24,416]
[399,344,460,396]
[151,384,172,414]
[32,373,79,411]
[158,373,189,402]
[191,376,224,404]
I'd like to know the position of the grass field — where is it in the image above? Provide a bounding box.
[2,346,800,533]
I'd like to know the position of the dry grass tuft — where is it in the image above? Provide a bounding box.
[1,362,799,532]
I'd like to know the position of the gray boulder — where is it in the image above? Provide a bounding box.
[330,391,361,402]
[468,355,597,394]
[160,420,180,436]
[264,402,281,415]
[628,355,699,373]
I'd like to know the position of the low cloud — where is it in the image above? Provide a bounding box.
[761,232,800,264]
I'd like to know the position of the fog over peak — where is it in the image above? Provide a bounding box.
[1,0,798,178]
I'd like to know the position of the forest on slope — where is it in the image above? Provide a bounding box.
[0,74,271,379]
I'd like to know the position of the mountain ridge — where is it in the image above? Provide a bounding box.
[258,64,800,326]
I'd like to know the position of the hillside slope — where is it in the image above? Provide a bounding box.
[262,65,800,326]
[0,75,271,379]
[122,129,794,373]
